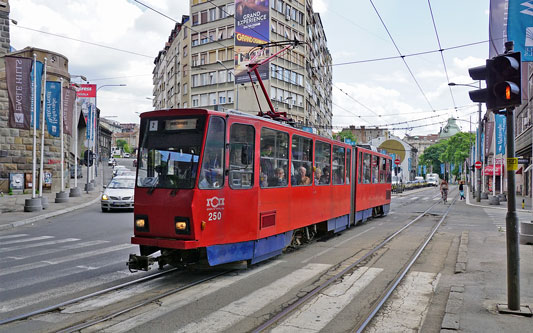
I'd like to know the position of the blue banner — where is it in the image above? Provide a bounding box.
[440,163,445,174]
[423,165,427,174]
[418,165,421,176]
[459,164,462,174]
[481,132,484,162]
[86,104,93,141]
[507,0,533,61]
[451,163,455,172]
[30,61,43,129]
[408,158,412,171]
[495,114,506,155]
[45,81,61,137]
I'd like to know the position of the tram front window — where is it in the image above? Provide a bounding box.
[136,116,204,190]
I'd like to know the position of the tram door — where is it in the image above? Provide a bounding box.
[350,148,357,225]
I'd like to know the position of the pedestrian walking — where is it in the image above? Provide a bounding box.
[459,181,465,200]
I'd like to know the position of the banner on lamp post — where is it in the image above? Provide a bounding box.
[30,60,43,130]
[5,56,33,129]
[45,81,61,137]
[495,114,506,155]
[62,87,76,136]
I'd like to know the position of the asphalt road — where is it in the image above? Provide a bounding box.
[0,160,142,321]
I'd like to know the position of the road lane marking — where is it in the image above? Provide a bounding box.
[0,235,54,245]
[0,240,103,263]
[98,260,286,333]
[302,227,375,264]
[175,263,332,333]
[0,266,134,313]
[272,267,383,332]
[0,238,80,253]
[0,234,28,240]
[366,271,440,332]
[410,197,419,200]
[0,244,134,277]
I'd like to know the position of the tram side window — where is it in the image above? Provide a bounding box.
[291,135,313,186]
[358,151,363,184]
[315,141,331,185]
[387,159,392,183]
[260,128,289,188]
[372,156,379,183]
[363,153,371,184]
[199,117,225,189]
[229,124,254,189]
[380,156,387,183]
[332,145,345,185]
[346,149,351,184]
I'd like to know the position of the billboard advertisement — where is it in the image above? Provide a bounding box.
[234,0,270,84]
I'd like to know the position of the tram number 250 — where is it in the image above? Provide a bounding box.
[208,211,222,221]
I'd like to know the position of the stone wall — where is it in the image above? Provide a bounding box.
[0,12,75,193]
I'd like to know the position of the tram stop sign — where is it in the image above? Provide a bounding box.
[475,161,482,169]
[394,158,400,165]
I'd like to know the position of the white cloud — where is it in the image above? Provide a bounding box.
[313,0,328,13]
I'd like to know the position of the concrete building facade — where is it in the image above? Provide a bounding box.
[152,0,332,137]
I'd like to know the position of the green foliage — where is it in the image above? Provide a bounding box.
[334,130,356,143]
[419,132,475,175]
[116,139,131,154]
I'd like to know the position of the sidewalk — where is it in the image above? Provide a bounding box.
[464,185,533,213]
[439,185,533,332]
[0,165,104,231]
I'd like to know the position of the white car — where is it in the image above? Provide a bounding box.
[101,176,135,212]
[112,165,127,177]
[123,153,130,158]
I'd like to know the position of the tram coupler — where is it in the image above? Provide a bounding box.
[127,253,157,272]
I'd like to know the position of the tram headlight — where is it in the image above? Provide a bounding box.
[174,217,190,234]
[134,215,149,232]
[102,194,108,200]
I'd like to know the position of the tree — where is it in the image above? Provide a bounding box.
[116,139,131,153]
[334,130,356,143]
[419,132,475,180]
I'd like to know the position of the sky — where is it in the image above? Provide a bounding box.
[10,0,491,136]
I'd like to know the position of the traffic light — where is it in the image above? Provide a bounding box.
[487,52,521,110]
[467,52,522,111]
[468,64,489,103]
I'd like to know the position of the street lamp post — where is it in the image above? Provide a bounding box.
[449,82,483,202]
[217,61,237,110]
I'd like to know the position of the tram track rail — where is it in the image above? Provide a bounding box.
[0,267,231,333]
[0,268,178,326]
[56,269,231,333]
[253,193,456,332]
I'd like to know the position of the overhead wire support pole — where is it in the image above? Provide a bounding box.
[477,80,482,202]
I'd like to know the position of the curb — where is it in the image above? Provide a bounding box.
[0,194,102,231]
[464,186,532,213]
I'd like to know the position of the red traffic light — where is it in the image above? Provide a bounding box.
[487,52,521,110]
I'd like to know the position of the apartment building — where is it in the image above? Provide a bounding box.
[152,0,332,136]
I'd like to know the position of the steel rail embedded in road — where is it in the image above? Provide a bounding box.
[253,196,445,333]
[56,270,231,333]
[355,196,457,332]
[0,268,178,326]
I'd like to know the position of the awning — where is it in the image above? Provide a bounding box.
[483,164,504,176]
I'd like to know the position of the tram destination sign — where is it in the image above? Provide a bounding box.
[165,118,198,131]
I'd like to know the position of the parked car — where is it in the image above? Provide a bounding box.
[123,153,130,158]
[101,176,135,212]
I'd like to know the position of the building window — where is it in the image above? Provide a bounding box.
[192,95,199,107]
[200,10,208,24]
[209,8,217,21]
[219,91,226,104]
[192,12,199,26]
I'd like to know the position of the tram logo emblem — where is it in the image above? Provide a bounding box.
[207,196,225,209]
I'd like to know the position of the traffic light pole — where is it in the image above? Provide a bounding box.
[501,106,521,312]
[476,82,482,202]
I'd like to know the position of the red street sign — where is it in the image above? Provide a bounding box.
[394,159,400,165]
[475,161,482,169]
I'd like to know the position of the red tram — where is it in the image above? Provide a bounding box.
[128,108,391,270]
